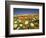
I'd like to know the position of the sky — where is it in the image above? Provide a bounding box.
[13,8,39,15]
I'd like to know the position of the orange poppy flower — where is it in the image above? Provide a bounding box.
[18,16,24,20]
[29,16,32,19]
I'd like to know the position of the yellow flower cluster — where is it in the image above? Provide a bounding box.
[13,14,39,30]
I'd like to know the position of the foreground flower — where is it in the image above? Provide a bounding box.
[30,23,34,27]
[25,21,29,24]
[14,24,18,28]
